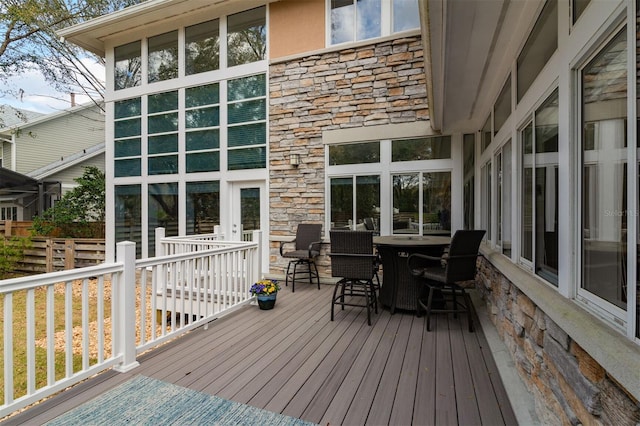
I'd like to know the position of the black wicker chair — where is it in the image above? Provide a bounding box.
[329,230,378,326]
[407,230,485,332]
[280,224,322,292]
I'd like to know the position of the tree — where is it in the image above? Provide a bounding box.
[0,0,143,123]
[32,166,105,238]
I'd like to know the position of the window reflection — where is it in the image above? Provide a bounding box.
[581,28,627,309]
[393,172,450,235]
[115,185,142,257]
[186,182,220,234]
[114,41,141,90]
[148,183,178,257]
[330,176,380,231]
[185,19,219,75]
[227,7,266,67]
[393,0,420,32]
[148,31,178,83]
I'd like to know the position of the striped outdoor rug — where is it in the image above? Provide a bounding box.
[46,375,317,425]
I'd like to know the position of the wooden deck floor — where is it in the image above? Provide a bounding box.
[5,282,517,425]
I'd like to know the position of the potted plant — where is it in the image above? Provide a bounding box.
[250,279,281,310]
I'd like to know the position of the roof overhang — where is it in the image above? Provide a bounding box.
[422,0,544,133]
[58,0,275,57]
[0,168,38,192]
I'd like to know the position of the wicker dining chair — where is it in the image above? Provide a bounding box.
[329,230,378,326]
[279,223,323,292]
[407,229,485,332]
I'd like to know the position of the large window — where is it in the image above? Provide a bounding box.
[481,162,491,240]
[392,172,451,235]
[148,31,178,83]
[520,89,559,284]
[330,0,419,45]
[517,0,558,102]
[498,141,512,256]
[227,7,266,67]
[114,98,142,177]
[186,181,220,234]
[463,134,475,230]
[148,183,179,257]
[185,19,220,75]
[114,41,141,90]
[580,28,627,311]
[115,185,142,257]
[330,175,380,230]
[227,74,267,170]
[494,75,511,135]
[186,83,220,173]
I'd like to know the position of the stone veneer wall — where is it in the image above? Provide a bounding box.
[268,35,429,277]
[477,257,640,425]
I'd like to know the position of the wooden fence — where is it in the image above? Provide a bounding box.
[1,221,106,273]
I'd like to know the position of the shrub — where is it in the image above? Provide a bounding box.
[0,236,31,279]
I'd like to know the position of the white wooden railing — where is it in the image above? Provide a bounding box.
[0,231,261,418]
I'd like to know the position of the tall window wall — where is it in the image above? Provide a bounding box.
[110,7,267,257]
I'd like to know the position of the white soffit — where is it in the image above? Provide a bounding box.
[427,0,541,133]
[58,0,273,56]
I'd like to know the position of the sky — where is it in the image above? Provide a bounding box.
[1,60,105,115]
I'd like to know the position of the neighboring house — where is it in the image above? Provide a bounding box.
[0,103,105,220]
[59,0,639,424]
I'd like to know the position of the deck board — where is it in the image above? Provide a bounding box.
[3,283,518,426]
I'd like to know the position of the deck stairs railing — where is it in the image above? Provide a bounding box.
[0,229,262,418]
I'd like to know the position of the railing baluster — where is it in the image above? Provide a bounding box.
[46,285,55,386]
[4,293,14,405]
[82,278,89,370]
[97,275,104,363]
[65,280,73,378]
[26,288,35,394]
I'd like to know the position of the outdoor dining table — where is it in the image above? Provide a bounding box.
[373,235,451,314]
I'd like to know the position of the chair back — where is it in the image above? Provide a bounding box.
[330,230,375,280]
[443,230,486,283]
[295,224,322,254]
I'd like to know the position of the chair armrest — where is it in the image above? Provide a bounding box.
[307,240,322,256]
[407,253,443,272]
[279,238,296,256]
[328,252,376,259]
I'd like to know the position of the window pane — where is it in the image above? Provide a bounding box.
[186,181,220,234]
[331,177,353,229]
[228,99,266,124]
[494,75,511,135]
[148,183,179,256]
[331,0,355,44]
[227,7,266,67]
[392,136,451,161]
[393,0,419,32]
[228,147,266,170]
[534,89,559,283]
[581,28,627,309]
[186,107,220,128]
[148,91,178,113]
[502,142,512,257]
[114,118,141,139]
[481,115,491,152]
[517,0,558,102]
[115,139,141,158]
[481,163,491,239]
[115,158,141,177]
[148,134,178,155]
[148,112,178,134]
[148,31,178,83]
[463,134,475,230]
[521,123,533,262]
[187,152,220,173]
[228,74,266,101]
[186,129,220,151]
[573,0,591,23]
[393,174,419,234]
[185,19,220,75]
[186,83,219,108]
[423,172,451,234]
[114,41,141,90]
[356,175,380,229]
[329,142,380,165]
[357,0,381,41]
[148,155,178,175]
[115,185,142,257]
[115,98,141,119]
[228,123,265,147]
